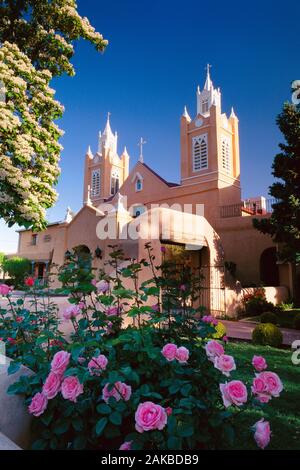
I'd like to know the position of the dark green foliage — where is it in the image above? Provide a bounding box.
[260,311,278,325]
[252,323,283,348]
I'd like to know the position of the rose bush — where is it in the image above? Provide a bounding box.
[0,245,283,450]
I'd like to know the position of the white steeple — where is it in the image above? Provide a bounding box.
[196,64,221,116]
[86,145,93,159]
[122,146,129,158]
[98,113,118,155]
[182,105,191,121]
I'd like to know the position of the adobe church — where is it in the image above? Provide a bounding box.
[16,68,292,314]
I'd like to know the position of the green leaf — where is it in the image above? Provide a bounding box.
[178,422,194,437]
[71,343,85,361]
[95,417,108,436]
[181,383,192,396]
[167,436,181,450]
[73,435,87,450]
[7,361,21,375]
[32,439,47,450]
[72,417,84,432]
[96,403,111,415]
[109,411,122,425]
[53,420,69,435]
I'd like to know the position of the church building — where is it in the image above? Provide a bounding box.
[16,68,292,315]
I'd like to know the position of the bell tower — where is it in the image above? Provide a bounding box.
[180,66,241,205]
[83,115,129,205]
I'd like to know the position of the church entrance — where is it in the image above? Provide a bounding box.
[160,242,226,316]
[260,247,279,286]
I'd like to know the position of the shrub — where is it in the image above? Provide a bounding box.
[252,323,283,348]
[293,313,300,330]
[0,245,283,450]
[2,256,31,287]
[260,312,278,325]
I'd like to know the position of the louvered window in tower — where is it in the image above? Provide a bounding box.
[91,169,101,197]
[193,135,208,171]
[202,99,209,114]
[222,137,231,174]
[111,169,120,196]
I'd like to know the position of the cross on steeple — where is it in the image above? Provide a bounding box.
[206,63,212,75]
[138,137,147,163]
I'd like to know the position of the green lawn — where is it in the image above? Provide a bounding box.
[224,342,300,450]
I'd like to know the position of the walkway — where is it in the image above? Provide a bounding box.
[222,320,300,347]
[1,295,299,347]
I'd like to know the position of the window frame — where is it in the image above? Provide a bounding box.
[192,133,208,172]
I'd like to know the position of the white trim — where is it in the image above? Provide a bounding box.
[131,171,144,183]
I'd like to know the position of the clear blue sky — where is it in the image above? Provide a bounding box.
[1,0,299,253]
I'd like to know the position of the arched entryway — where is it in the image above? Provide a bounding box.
[72,245,92,268]
[260,247,279,286]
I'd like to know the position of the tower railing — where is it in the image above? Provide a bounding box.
[220,198,278,218]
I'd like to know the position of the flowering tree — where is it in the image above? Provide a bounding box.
[0,1,107,229]
[0,247,283,450]
[0,42,64,229]
[0,0,108,77]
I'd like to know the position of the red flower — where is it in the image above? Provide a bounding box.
[25,277,35,287]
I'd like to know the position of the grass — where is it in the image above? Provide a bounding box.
[223,341,300,450]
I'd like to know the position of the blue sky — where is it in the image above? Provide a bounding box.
[1,0,299,253]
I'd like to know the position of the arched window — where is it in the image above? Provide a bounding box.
[111,169,120,195]
[91,169,101,196]
[193,134,208,171]
[222,136,231,174]
[136,178,143,192]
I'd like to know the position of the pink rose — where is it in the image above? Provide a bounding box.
[205,340,225,362]
[50,351,70,376]
[214,354,236,377]
[220,380,248,408]
[88,354,108,375]
[105,306,120,317]
[63,305,81,321]
[175,346,189,364]
[0,284,12,296]
[96,280,110,293]
[135,401,168,433]
[151,304,160,312]
[161,343,177,362]
[25,277,35,287]
[253,419,271,449]
[259,371,283,397]
[28,392,48,417]
[102,382,132,403]
[119,441,133,450]
[251,375,271,403]
[166,407,173,416]
[61,376,83,402]
[223,336,229,343]
[252,355,267,372]
[42,372,61,399]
